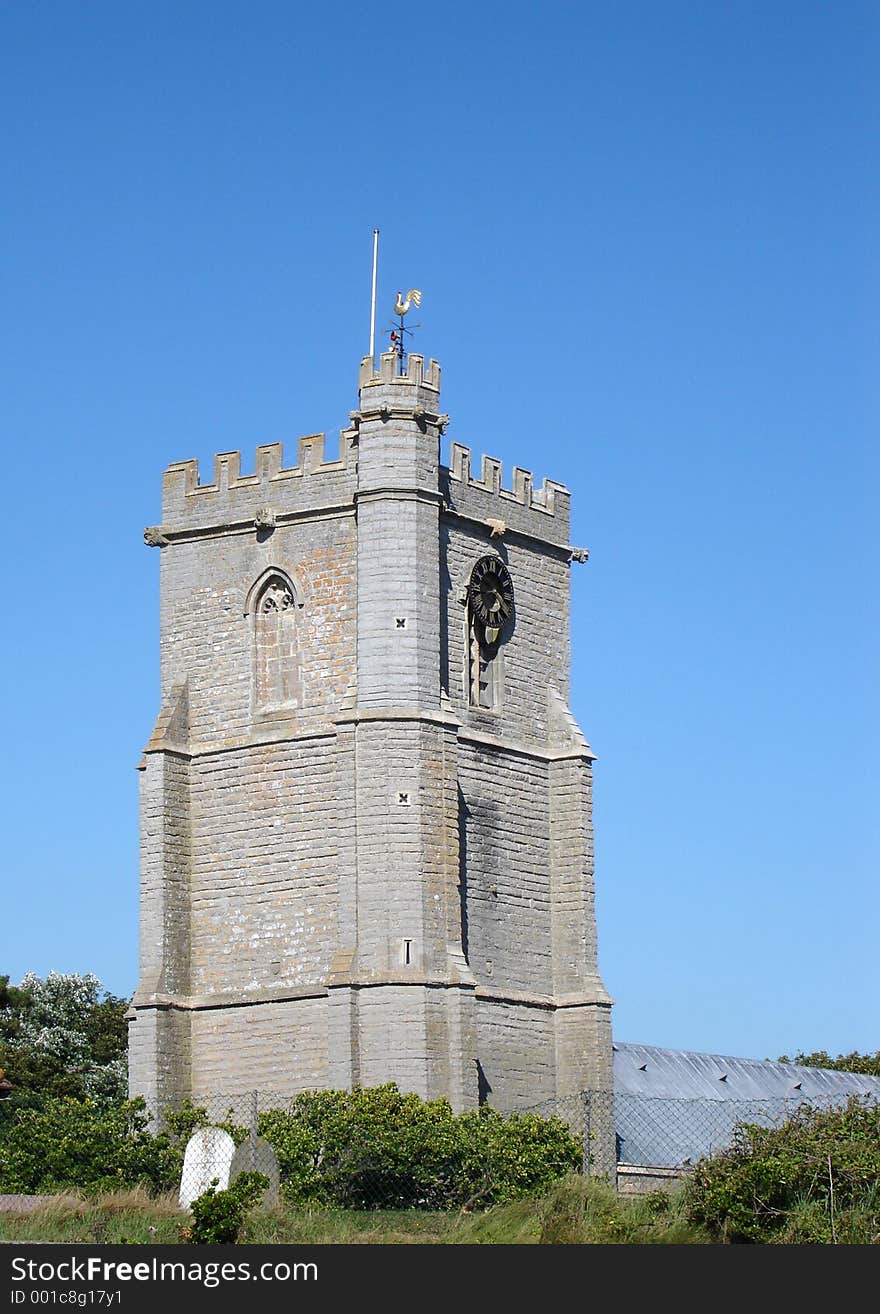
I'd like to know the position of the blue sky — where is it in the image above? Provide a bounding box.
[1,1,876,1062]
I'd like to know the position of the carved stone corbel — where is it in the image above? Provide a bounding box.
[144,526,170,548]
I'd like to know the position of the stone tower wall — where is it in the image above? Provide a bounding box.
[130,433,359,1107]
[436,440,609,1109]
[130,349,612,1139]
[441,522,572,748]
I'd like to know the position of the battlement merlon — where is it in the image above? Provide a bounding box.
[442,441,571,546]
[359,349,441,392]
[357,351,442,417]
[156,429,358,532]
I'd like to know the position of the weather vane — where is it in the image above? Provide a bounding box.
[388,288,422,375]
[366,229,422,375]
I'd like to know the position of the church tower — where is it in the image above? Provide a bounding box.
[129,347,613,1139]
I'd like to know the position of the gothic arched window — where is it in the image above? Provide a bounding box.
[250,571,302,712]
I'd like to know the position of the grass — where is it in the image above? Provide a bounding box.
[0,1177,712,1245]
[0,1185,187,1245]
[769,1183,880,1245]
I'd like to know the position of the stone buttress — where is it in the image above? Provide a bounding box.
[327,352,477,1108]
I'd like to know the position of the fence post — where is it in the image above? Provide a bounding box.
[581,1091,592,1178]
[249,1089,258,1170]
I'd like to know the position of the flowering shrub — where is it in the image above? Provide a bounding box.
[0,972,128,1110]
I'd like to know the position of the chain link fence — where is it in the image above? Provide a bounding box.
[150,1090,588,1211]
[524,1088,880,1190]
[613,1091,820,1170]
[618,1090,880,1173]
[153,1087,878,1207]
[151,1089,299,1129]
[520,1091,616,1177]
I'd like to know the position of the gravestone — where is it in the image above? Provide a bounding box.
[230,1136,281,1207]
[178,1127,236,1209]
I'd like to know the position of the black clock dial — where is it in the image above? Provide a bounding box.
[468,557,514,628]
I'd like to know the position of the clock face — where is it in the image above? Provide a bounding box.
[468,556,514,629]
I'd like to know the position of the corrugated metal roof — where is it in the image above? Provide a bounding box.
[614,1042,880,1101]
[611,1042,880,1169]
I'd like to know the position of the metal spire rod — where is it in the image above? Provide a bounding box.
[389,288,422,374]
[369,228,379,368]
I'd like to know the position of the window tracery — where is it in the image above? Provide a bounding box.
[253,573,301,711]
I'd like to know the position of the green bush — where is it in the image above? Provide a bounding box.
[185,1173,270,1245]
[684,1096,880,1243]
[0,1081,581,1211]
[257,1083,581,1210]
[0,1097,183,1194]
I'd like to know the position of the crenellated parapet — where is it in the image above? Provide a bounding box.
[358,349,441,394]
[355,351,446,428]
[153,429,358,537]
[351,350,449,493]
[442,441,570,547]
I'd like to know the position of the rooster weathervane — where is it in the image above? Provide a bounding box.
[389,288,422,374]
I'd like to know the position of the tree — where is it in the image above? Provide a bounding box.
[777,1050,880,1078]
[0,972,129,1113]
